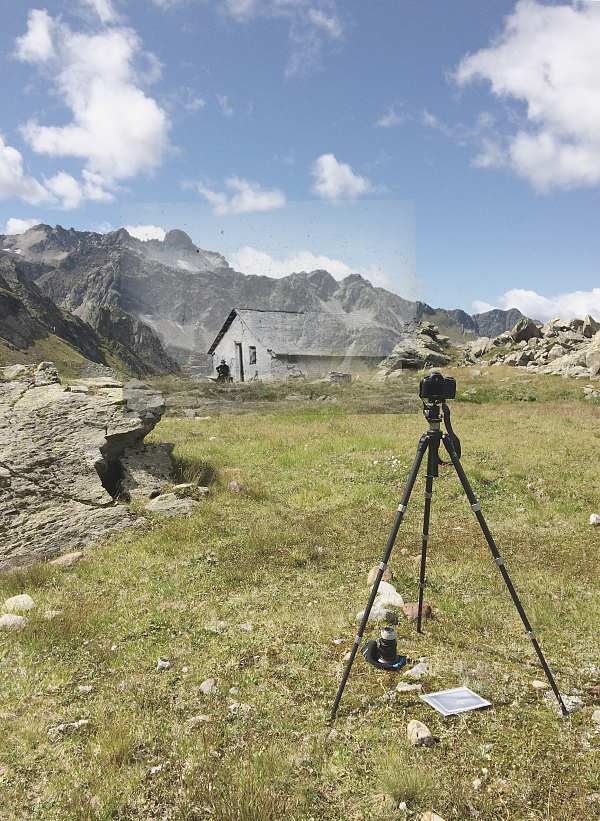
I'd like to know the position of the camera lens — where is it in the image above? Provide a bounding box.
[378,627,398,662]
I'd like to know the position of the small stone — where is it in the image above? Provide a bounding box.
[333,638,345,645]
[238,622,252,632]
[0,614,28,630]
[156,658,173,671]
[228,702,251,716]
[531,680,549,690]
[327,729,339,742]
[2,594,35,613]
[186,715,211,729]
[404,662,429,679]
[78,685,93,693]
[229,687,239,695]
[227,481,241,493]
[473,778,482,789]
[402,602,432,622]
[586,792,600,803]
[47,719,90,738]
[407,719,436,748]
[591,709,600,724]
[419,813,446,821]
[544,691,583,714]
[590,514,600,526]
[215,620,227,633]
[516,507,526,512]
[200,678,217,695]
[366,566,393,585]
[49,551,84,568]
[381,691,398,702]
[343,651,352,662]
[396,681,422,693]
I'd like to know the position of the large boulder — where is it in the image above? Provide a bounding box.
[511,318,542,343]
[0,366,170,570]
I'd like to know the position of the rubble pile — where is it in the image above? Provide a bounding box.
[464,315,600,378]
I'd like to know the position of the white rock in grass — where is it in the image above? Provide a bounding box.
[373,591,404,609]
[228,702,252,716]
[591,709,600,724]
[531,680,549,690]
[404,662,429,678]
[544,691,583,714]
[0,614,28,630]
[590,514,600,526]
[419,813,446,821]
[156,658,173,671]
[2,594,35,613]
[371,581,398,596]
[396,681,422,693]
[200,679,217,695]
[47,719,90,739]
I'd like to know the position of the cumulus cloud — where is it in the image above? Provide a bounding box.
[4,217,40,235]
[229,246,354,279]
[496,287,600,322]
[471,300,497,314]
[310,153,374,202]
[192,176,286,214]
[454,0,600,192]
[81,0,120,25]
[124,224,167,240]
[11,8,170,207]
[0,135,51,204]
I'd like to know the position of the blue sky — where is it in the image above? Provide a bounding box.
[2,0,600,320]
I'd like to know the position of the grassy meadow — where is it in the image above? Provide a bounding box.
[1,366,600,820]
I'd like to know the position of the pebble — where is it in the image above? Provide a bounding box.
[227,481,241,492]
[49,551,84,567]
[200,678,217,695]
[228,702,251,716]
[156,658,173,671]
[396,681,422,693]
[404,662,430,679]
[186,715,211,729]
[590,514,600,526]
[407,719,436,748]
[366,566,393,585]
[381,691,398,702]
[0,614,28,630]
[402,602,432,622]
[78,685,93,694]
[531,680,549,690]
[591,709,600,724]
[47,719,90,739]
[238,622,252,632]
[420,813,446,821]
[229,687,239,695]
[2,594,35,613]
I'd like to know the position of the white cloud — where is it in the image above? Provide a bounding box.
[496,287,600,322]
[376,106,403,128]
[192,176,286,214]
[12,9,170,207]
[217,95,233,117]
[4,217,40,235]
[455,0,600,192]
[471,300,497,314]
[0,135,51,204]
[229,246,354,279]
[81,0,120,25]
[124,223,167,240]
[310,153,374,202]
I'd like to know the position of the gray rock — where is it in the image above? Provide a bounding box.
[145,493,198,516]
[396,681,422,692]
[119,443,174,501]
[2,594,35,613]
[0,614,28,629]
[156,658,173,671]
[0,369,169,568]
[3,364,29,380]
[47,719,90,739]
[404,662,429,678]
[407,719,436,747]
[591,709,600,724]
[356,607,398,624]
[49,551,85,567]
[199,679,217,695]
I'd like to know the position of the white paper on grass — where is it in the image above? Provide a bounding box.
[419,686,491,716]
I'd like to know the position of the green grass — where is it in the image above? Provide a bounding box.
[1,366,600,820]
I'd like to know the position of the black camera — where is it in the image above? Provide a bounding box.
[419,371,456,402]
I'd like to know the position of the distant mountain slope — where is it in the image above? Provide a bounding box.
[0,256,179,377]
[1,224,529,373]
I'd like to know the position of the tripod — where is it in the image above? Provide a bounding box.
[330,399,568,719]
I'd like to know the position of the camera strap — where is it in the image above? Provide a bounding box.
[439,402,461,465]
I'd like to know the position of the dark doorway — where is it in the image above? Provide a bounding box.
[235,343,244,382]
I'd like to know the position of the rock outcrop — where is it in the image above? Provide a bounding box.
[373,322,452,378]
[464,315,600,378]
[0,364,171,570]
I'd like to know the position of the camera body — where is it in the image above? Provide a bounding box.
[419,371,456,402]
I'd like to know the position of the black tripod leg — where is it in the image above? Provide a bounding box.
[417,434,440,633]
[329,433,429,722]
[442,434,569,717]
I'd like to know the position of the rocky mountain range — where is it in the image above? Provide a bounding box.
[0,223,528,374]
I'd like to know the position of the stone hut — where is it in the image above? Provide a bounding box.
[207,309,395,380]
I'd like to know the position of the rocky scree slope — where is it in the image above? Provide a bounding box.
[0,363,174,571]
